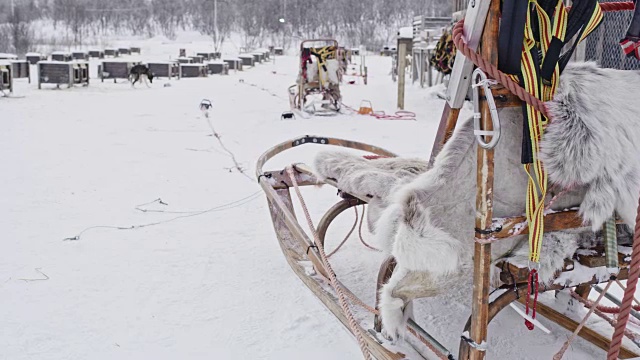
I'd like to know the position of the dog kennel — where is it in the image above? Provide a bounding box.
[190,55,205,64]
[223,58,242,71]
[10,60,30,83]
[26,53,46,65]
[0,61,13,93]
[104,48,119,57]
[251,53,262,64]
[72,51,89,61]
[0,53,17,60]
[89,50,105,59]
[100,61,139,82]
[207,61,229,75]
[197,52,215,61]
[179,64,208,78]
[130,47,141,54]
[51,52,72,62]
[177,57,193,64]
[118,48,131,56]
[148,61,180,79]
[238,55,255,67]
[38,61,89,89]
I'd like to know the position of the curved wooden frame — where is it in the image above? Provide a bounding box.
[257,136,462,359]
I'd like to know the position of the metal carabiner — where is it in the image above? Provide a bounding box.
[472,68,501,149]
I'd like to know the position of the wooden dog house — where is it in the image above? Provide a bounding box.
[26,52,46,65]
[51,51,72,62]
[0,61,13,93]
[10,60,30,83]
[207,61,229,75]
[148,61,180,79]
[38,61,89,89]
[89,50,105,59]
[179,63,208,78]
[100,61,139,82]
[104,48,119,57]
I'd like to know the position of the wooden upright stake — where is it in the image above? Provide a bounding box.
[397,39,408,110]
[467,0,500,359]
[429,104,460,165]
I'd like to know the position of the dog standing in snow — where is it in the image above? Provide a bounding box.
[130,64,154,87]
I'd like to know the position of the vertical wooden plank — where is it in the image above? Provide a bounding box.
[427,49,433,87]
[429,105,461,166]
[468,0,500,359]
[397,40,407,110]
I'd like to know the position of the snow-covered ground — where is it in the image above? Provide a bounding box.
[1,36,638,360]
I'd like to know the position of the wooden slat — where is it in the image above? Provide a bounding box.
[498,259,575,285]
[468,1,500,359]
[429,104,461,166]
[490,210,625,240]
[500,262,630,287]
[575,246,632,268]
[491,210,583,239]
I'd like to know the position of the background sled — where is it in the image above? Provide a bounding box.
[288,39,342,117]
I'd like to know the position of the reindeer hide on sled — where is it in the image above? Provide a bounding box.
[313,62,640,339]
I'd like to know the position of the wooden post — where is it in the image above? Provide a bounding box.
[397,38,408,110]
[467,0,500,359]
[427,49,433,87]
[429,104,460,166]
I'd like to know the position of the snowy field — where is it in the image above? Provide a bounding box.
[1,35,638,360]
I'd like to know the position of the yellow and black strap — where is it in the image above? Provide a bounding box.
[498,0,603,263]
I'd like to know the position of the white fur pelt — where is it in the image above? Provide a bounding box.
[314,152,429,231]
[365,109,586,340]
[314,152,429,200]
[310,62,637,340]
[541,62,640,230]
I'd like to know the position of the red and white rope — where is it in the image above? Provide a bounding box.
[554,281,613,359]
[286,166,373,359]
[608,197,640,359]
[286,166,450,360]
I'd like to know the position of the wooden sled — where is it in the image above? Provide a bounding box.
[260,1,640,359]
[257,136,457,359]
[288,39,342,117]
[257,135,640,359]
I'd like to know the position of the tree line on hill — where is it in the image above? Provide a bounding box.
[0,0,450,55]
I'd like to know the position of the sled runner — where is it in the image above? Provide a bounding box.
[260,1,640,359]
[288,39,342,117]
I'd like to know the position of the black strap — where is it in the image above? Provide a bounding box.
[498,0,529,75]
[541,0,601,83]
[519,46,543,165]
